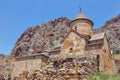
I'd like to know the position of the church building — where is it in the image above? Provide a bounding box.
[12,10,117,80]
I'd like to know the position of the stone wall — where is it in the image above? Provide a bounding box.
[49,54,99,80]
[100,36,117,74]
[13,54,99,80]
[12,54,48,80]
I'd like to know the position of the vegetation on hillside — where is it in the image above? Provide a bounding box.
[88,72,120,80]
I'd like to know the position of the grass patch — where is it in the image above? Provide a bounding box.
[88,72,120,80]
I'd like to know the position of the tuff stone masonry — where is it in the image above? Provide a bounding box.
[12,10,117,80]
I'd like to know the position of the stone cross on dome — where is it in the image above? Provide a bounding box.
[79,6,82,12]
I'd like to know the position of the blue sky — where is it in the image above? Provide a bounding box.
[0,0,120,55]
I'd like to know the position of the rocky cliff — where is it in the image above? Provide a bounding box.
[0,54,13,79]
[11,14,120,57]
[11,17,70,57]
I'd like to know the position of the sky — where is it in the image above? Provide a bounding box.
[0,0,120,55]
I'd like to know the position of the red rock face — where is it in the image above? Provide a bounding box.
[11,17,70,57]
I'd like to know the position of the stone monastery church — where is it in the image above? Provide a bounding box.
[12,10,117,80]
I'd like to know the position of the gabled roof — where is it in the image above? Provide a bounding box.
[89,32,105,41]
[60,28,89,44]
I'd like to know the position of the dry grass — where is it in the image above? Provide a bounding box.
[114,54,120,60]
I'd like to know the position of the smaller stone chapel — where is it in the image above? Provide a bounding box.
[12,10,117,80]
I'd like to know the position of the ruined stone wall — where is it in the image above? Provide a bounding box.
[12,54,99,80]
[44,54,99,80]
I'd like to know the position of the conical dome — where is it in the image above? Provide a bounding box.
[69,11,94,27]
[74,11,89,20]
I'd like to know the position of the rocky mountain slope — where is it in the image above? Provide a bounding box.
[0,54,13,79]
[11,14,120,57]
[11,17,70,57]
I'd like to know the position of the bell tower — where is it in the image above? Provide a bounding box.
[69,8,94,37]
